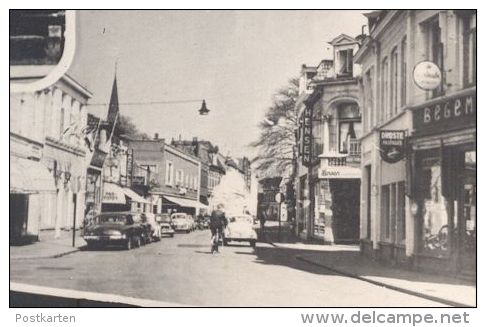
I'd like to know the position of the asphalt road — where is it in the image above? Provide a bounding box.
[10,230,445,307]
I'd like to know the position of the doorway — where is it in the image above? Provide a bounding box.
[10,194,29,244]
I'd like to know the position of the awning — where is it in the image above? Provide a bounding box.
[102,183,151,204]
[163,195,200,209]
[102,182,126,204]
[10,157,56,194]
[123,188,151,204]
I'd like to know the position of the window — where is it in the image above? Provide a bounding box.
[381,185,391,240]
[400,37,407,106]
[391,47,398,115]
[153,205,158,214]
[419,157,448,255]
[194,176,198,190]
[165,161,174,186]
[381,57,389,122]
[176,169,183,186]
[337,103,361,154]
[462,12,476,86]
[364,68,374,131]
[337,49,354,76]
[427,17,444,97]
[59,107,65,137]
[381,181,406,244]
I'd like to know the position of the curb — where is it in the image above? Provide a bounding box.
[11,248,80,261]
[295,255,472,308]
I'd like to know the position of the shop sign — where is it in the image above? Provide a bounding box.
[126,150,134,187]
[318,166,361,179]
[413,93,476,136]
[90,148,107,168]
[379,130,406,164]
[413,61,442,90]
[132,175,146,186]
[301,106,313,167]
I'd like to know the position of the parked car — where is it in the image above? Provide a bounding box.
[156,213,175,237]
[83,212,145,250]
[143,212,161,242]
[171,213,192,233]
[223,214,257,248]
[186,215,197,231]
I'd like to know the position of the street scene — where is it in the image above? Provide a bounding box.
[10,10,476,307]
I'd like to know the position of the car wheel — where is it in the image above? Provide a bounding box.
[125,237,133,250]
[250,240,256,248]
[186,230,191,234]
[170,234,174,238]
[86,242,97,250]
[223,238,229,246]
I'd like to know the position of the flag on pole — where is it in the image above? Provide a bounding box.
[106,75,120,140]
[81,114,101,152]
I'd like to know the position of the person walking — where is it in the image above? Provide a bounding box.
[209,204,227,254]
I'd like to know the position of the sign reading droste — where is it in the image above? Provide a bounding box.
[413,61,442,91]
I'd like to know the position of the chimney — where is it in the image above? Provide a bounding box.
[154,133,159,140]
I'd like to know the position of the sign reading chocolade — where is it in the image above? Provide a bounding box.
[301,106,313,167]
[379,130,406,164]
[412,93,475,136]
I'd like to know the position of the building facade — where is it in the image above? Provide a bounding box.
[295,34,362,243]
[355,10,476,277]
[128,137,203,216]
[10,73,92,242]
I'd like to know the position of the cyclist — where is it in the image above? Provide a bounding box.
[210,203,227,254]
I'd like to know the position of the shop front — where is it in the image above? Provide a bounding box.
[42,138,86,238]
[409,90,476,276]
[101,182,151,213]
[10,155,57,244]
[313,156,361,243]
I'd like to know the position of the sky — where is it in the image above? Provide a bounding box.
[68,10,367,158]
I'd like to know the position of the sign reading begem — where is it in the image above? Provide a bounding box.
[379,130,406,164]
[413,61,442,91]
[412,92,476,136]
[301,106,313,167]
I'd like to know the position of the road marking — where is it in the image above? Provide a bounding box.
[10,282,190,307]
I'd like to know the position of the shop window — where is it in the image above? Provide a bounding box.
[397,182,406,243]
[381,181,406,244]
[420,157,449,255]
[462,12,476,87]
[381,185,391,240]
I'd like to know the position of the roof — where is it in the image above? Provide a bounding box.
[328,33,358,46]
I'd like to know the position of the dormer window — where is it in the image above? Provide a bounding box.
[337,49,353,76]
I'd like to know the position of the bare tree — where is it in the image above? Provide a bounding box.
[250,77,299,177]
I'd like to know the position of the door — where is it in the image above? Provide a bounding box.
[458,150,476,274]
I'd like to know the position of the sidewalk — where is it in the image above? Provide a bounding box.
[270,241,476,307]
[10,229,86,260]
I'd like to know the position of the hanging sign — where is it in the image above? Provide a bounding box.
[413,61,442,91]
[301,106,313,167]
[379,130,406,164]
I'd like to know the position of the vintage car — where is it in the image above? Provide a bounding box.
[223,214,257,247]
[156,213,175,237]
[142,212,161,242]
[83,212,145,250]
[171,213,193,233]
